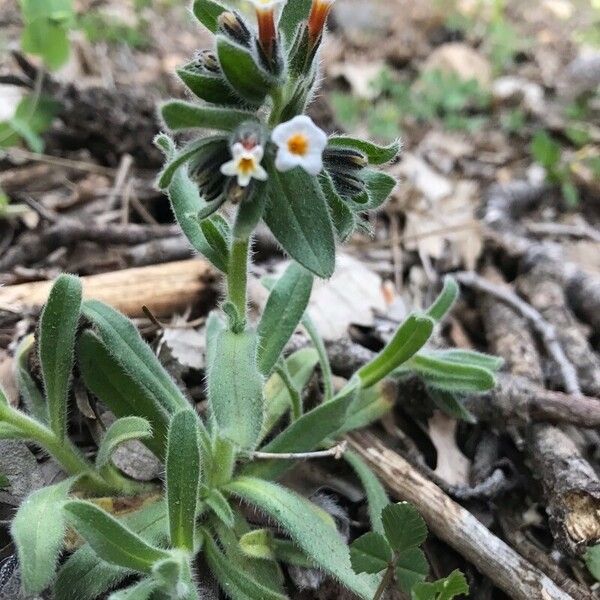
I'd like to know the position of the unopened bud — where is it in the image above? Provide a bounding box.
[307,0,335,48]
[218,11,252,47]
[323,147,368,171]
[188,145,230,202]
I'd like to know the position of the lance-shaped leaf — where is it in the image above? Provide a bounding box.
[108,578,160,600]
[350,532,391,574]
[381,502,428,552]
[264,161,336,279]
[167,165,230,272]
[203,533,288,600]
[161,101,257,132]
[11,478,75,594]
[263,348,319,435]
[257,263,314,376]
[205,488,234,527]
[359,170,396,211]
[39,274,82,439]
[428,388,475,424]
[207,328,264,449]
[156,136,226,190]
[233,186,267,240]
[239,529,274,560]
[429,349,504,372]
[344,451,388,535]
[404,352,496,393]
[338,380,395,435]
[82,300,189,415]
[96,417,153,469]
[78,331,169,459]
[426,276,459,322]
[279,0,311,47]
[243,384,356,480]
[63,501,171,573]
[166,411,201,552]
[395,547,429,592]
[327,136,401,165]
[357,314,435,389]
[216,36,274,106]
[320,171,356,241]
[55,500,168,600]
[15,334,47,423]
[177,65,240,107]
[225,477,379,599]
[192,0,227,32]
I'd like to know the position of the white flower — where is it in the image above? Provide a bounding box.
[271,115,328,176]
[220,142,268,187]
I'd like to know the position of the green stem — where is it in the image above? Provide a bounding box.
[372,564,394,600]
[302,314,334,401]
[227,237,250,321]
[275,361,302,421]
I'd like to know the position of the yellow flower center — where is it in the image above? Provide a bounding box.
[238,157,256,174]
[287,133,309,156]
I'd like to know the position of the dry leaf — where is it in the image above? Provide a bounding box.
[428,411,471,487]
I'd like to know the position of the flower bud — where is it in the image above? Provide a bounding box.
[188,145,230,202]
[330,172,366,198]
[217,11,252,48]
[193,49,220,75]
[323,147,368,171]
[307,0,335,49]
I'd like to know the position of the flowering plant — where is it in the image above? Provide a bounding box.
[3,1,502,599]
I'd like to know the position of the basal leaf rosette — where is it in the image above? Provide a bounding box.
[157,0,401,279]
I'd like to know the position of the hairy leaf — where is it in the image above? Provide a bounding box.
[428,388,475,424]
[63,501,170,573]
[426,276,459,322]
[395,547,429,593]
[239,529,274,560]
[177,66,240,107]
[357,314,435,389]
[381,503,427,552]
[225,477,379,599]
[327,136,401,165]
[208,329,264,450]
[279,0,312,47]
[15,334,47,423]
[39,274,82,439]
[96,417,153,469]
[257,263,313,376]
[108,578,160,600]
[264,162,336,279]
[192,0,227,32]
[339,380,395,435]
[320,171,356,241]
[166,411,201,552]
[161,101,256,132]
[206,489,234,528]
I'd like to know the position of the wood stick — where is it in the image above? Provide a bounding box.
[347,431,575,600]
[0,259,217,317]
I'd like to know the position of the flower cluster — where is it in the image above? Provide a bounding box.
[157,0,400,279]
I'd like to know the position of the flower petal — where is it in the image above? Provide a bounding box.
[220,160,238,176]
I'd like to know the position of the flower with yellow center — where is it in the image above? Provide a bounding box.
[271,115,328,176]
[220,142,268,187]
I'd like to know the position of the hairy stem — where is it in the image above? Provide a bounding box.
[302,314,334,401]
[275,360,303,420]
[228,237,250,320]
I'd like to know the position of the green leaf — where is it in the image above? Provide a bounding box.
[166,411,201,551]
[225,477,379,599]
[412,569,469,600]
[257,263,314,376]
[344,451,388,535]
[360,170,396,210]
[263,348,319,435]
[327,136,401,165]
[107,578,160,600]
[55,500,168,600]
[203,533,288,600]
[161,101,256,132]
[78,331,169,459]
[430,349,503,372]
[233,188,267,240]
[177,65,241,106]
[192,0,227,32]
[243,384,356,480]
[63,501,171,573]
[239,529,274,560]
[339,380,395,434]
[206,488,235,527]
[167,166,230,272]
[207,328,264,450]
[39,274,82,440]
[279,0,312,47]
[395,547,429,593]
[428,388,475,424]
[11,478,75,594]
[426,276,459,322]
[21,19,70,70]
[357,314,435,389]
[82,300,189,415]
[405,352,496,393]
[531,130,561,170]
[157,136,226,190]
[216,35,275,105]
[381,503,427,552]
[96,417,152,469]
[350,532,392,574]
[207,435,236,488]
[264,161,336,279]
[585,544,600,582]
[320,172,356,241]
[15,334,47,423]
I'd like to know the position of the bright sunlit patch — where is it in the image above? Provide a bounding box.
[220,142,268,187]
[271,116,328,175]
